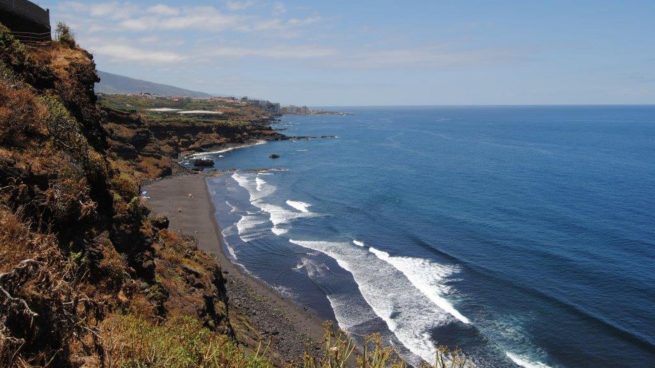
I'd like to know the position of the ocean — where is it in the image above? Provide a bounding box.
[195,106,655,367]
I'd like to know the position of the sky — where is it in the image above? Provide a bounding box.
[34,0,655,106]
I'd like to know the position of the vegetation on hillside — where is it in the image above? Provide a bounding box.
[0,22,231,366]
[98,94,283,182]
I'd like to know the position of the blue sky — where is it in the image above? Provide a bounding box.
[36,0,655,105]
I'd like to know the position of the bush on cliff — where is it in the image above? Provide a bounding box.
[55,22,76,48]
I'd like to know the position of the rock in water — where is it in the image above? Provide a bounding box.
[193,157,214,167]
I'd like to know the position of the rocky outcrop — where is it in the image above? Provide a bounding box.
[0,24,233,367]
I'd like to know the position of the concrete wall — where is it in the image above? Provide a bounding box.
[0,0,51,41]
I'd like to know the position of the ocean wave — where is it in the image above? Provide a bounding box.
[256,176,267,192]
[286,200,312,213]
[326,293,380,331]
[223,237,238,260]
[225,200,238,213]
[352,239,365,247]
[368,247,469,324]
[294,257,330,278]
[274,285,296,298]
[289,239,455,364]
[232,172,276,201]
[506,352,552,368]
[236,214,270,242]
[233,172,317,236]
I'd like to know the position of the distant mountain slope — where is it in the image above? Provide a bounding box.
[96,71,212,98]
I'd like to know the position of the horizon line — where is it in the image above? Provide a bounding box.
[309,103,655,108]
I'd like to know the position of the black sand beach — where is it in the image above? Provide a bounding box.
[144,174,326,364]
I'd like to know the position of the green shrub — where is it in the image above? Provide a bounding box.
[41,94,89,160]
[55,22,76,48]
[0,23,28,64]
[111,172,139,201]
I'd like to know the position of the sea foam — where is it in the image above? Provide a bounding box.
[368,247,470,324]
[256,176,266,192]
[286,200,312,213]
[289,239,457,364]
[233,172,316,237]
[506,352,552,368]
[236,214,270,242]
[225,201,238,213]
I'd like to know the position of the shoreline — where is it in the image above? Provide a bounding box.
[144,173,326,365]
[184,140,268,159]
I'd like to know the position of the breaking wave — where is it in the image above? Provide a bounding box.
[368,247,470,324]
[232,172,317,238]
[289,239,463,364]
[286,200,312,213]
[506,352,552,368]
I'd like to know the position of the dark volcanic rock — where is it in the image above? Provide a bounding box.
[193,158,214,167]
[151,215,170,230]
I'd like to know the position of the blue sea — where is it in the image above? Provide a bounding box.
[196,106,655,367]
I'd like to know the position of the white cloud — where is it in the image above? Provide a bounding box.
[147,4,180,16]
[244,15,321,32]
[272,2,287,15]
[117,7,243,31]
[331,47,524,69]
[61,1,137,20]
[226,0,256,11]
[53,1,523,72]
[91,44,186,64]
[210,45,337,59]
[57,2,319,34]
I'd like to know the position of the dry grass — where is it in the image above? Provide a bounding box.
[28,43,89,82]
[304,322,471,368]
[111,172,140,201]
[105,122,138,141]
[0,82,48,147]
[136,156,173,179]
[100,315,471,368]
[101,314,273,368]
[0,208,52,273]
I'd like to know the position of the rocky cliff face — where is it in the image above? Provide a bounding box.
[101,106,283,181]
[0,24,232,367]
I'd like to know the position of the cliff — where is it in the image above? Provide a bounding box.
[98,94,283,181]
[0,23,236,366]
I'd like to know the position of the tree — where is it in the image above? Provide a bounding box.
[55,22,75,47]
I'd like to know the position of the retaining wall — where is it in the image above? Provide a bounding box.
[0,0,51,41]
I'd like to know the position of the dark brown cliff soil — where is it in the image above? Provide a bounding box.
[0,24,236,367]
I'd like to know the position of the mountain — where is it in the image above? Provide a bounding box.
[96,70,213,98]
